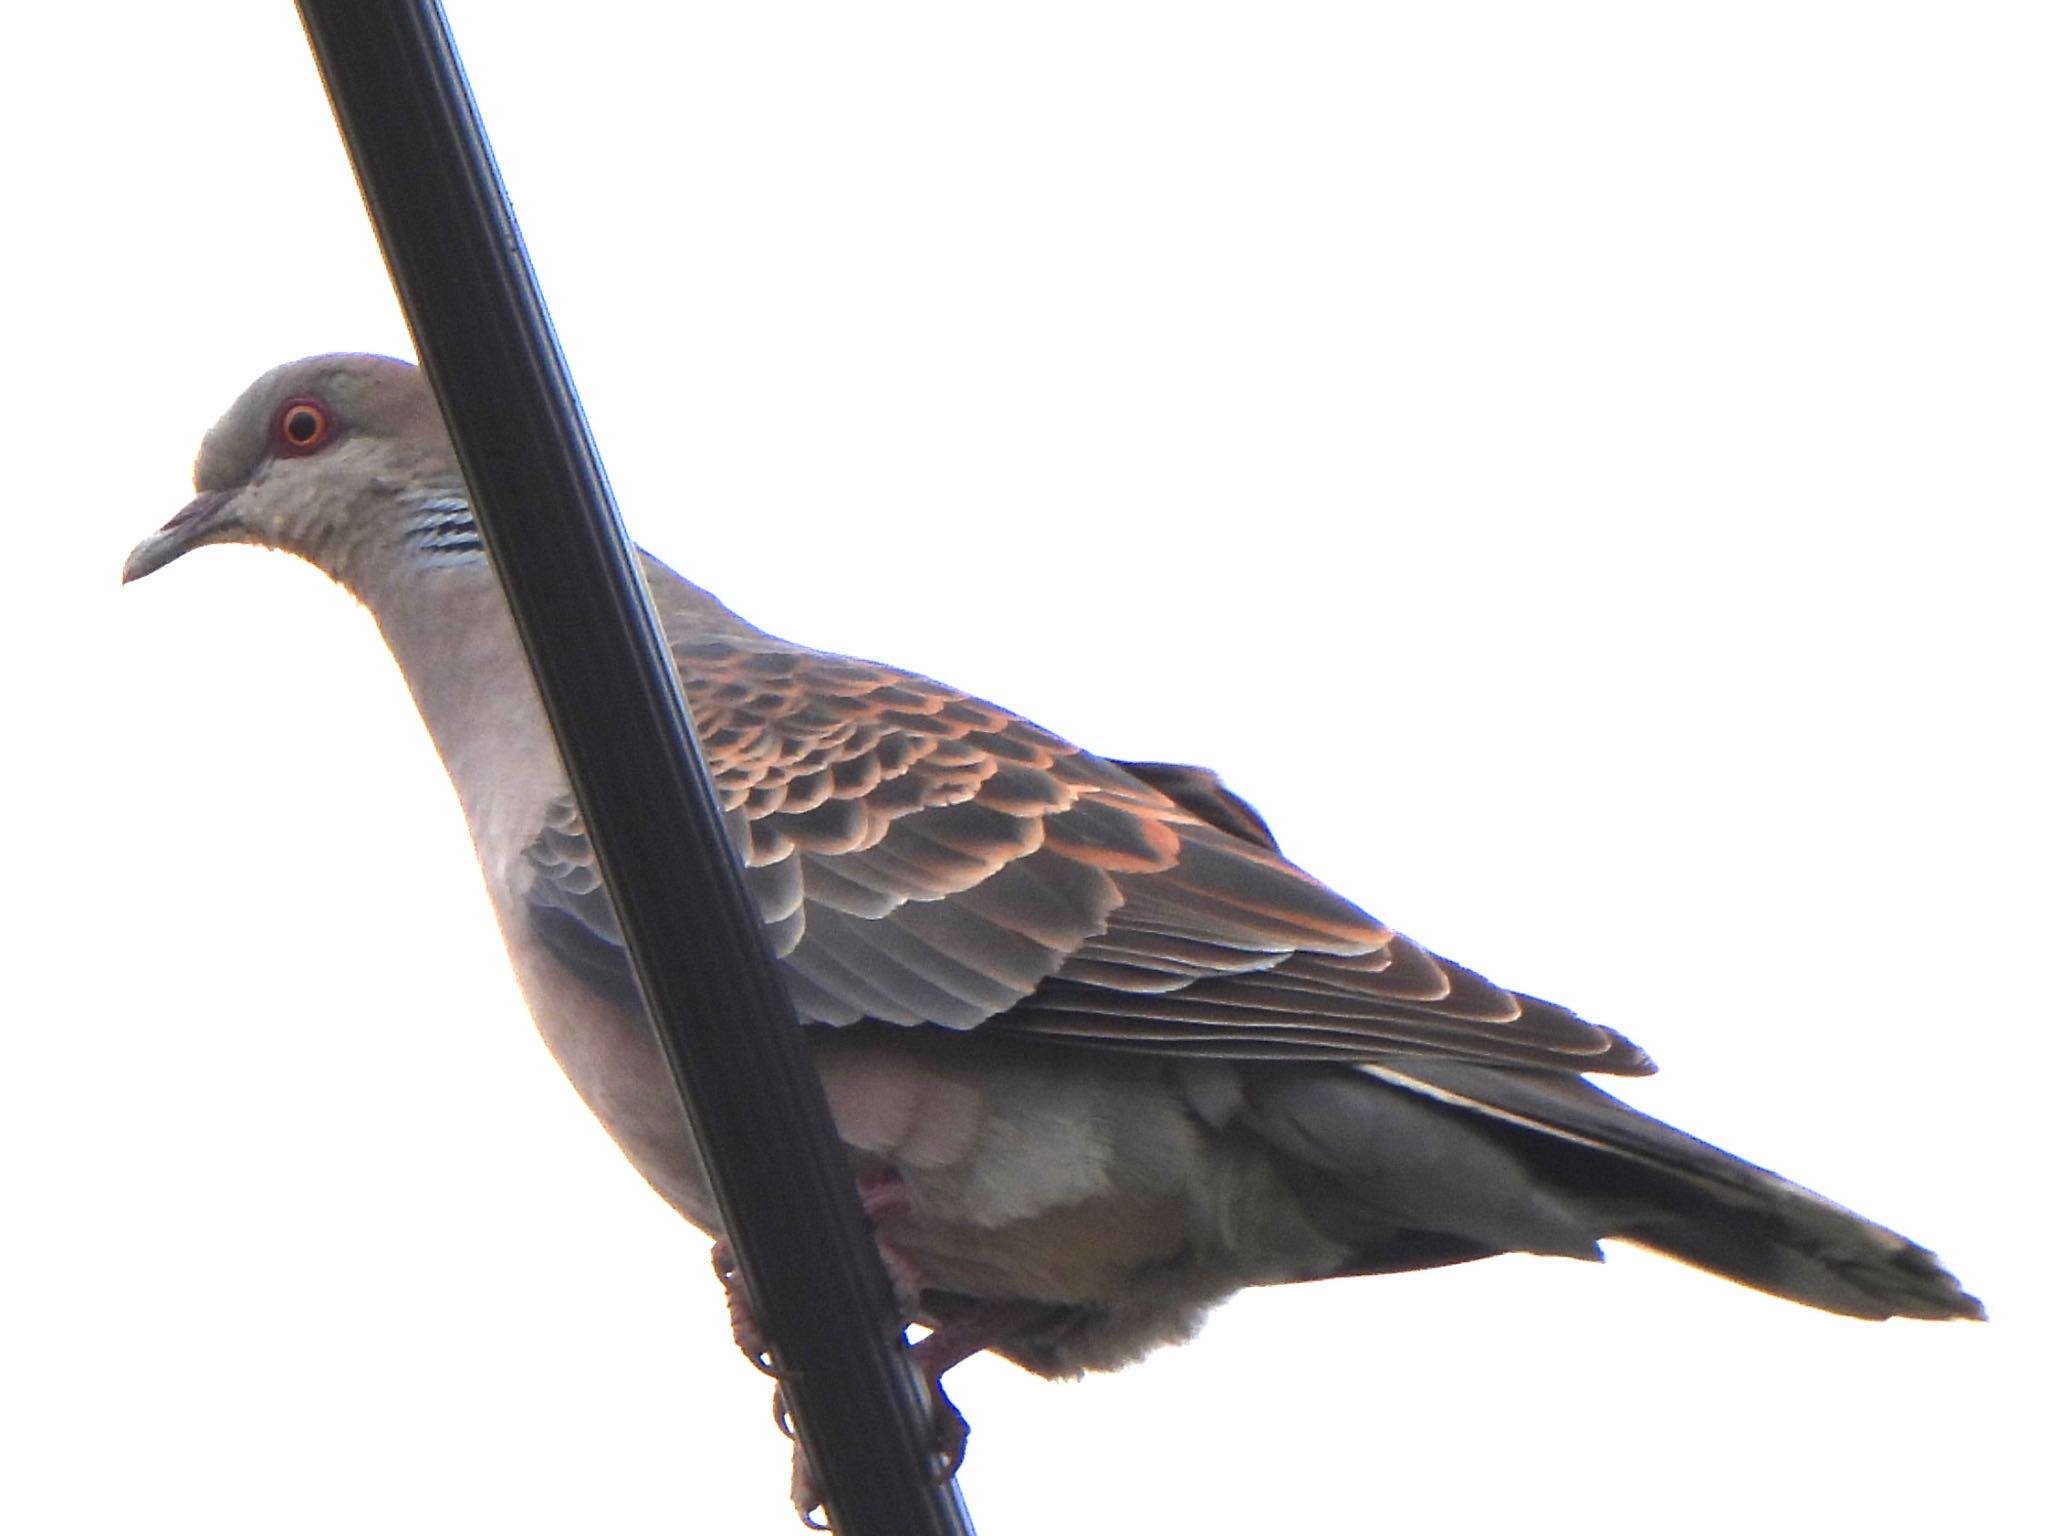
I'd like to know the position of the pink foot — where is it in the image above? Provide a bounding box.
[785,1310,1006,1528]
[707,1172,1061,1526]
[710,1236,777,1376]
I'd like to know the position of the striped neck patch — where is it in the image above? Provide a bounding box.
[400,494,486,567]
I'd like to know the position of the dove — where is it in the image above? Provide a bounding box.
[124,353,1982,1480]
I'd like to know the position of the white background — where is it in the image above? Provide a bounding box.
[4,4,2040,1532]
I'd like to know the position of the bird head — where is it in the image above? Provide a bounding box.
[123,354,471,594]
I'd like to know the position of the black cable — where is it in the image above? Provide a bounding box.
[292,5,976,1530]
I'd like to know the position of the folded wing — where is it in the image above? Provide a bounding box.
[523,630,1650,1078]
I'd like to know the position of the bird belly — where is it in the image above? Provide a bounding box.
[500,923,1349,1373]
[501,931,722,1229]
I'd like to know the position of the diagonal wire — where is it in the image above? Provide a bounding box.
[290,4,977,1530]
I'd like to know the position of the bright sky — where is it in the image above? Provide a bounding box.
[7,4,2041,1532]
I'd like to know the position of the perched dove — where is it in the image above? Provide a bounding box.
[125,355,1982,1479]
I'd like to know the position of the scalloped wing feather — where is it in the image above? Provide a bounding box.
[522,632,1652,1076]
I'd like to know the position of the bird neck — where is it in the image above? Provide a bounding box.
[359,556,567,861]
[343,534,771,887]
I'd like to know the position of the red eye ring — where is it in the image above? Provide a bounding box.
[275,398,335,455]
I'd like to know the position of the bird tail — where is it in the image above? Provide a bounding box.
[1355,1060,1983,1321]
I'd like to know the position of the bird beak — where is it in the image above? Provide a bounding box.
[122,489,240,584]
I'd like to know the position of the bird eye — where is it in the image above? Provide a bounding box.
[275,399,334,454]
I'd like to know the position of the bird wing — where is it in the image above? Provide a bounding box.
[523,634,1652,1077]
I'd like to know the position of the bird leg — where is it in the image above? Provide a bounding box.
[903,1295,1057,1471]
[708,1236,777,1375]
[710,1169,1055,1525]
[785,1296,1058,1527]
[712,1170,922,1377]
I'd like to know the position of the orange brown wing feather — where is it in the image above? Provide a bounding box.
[646,637,1650,1075]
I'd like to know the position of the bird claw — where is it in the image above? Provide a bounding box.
[710,1237,780,1376]
[712,1177,913,1379]
[784,1379,970,1528]
[713,1179,1015,1526]
[792,1445,830,1529]
[924,1374,971,1479]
